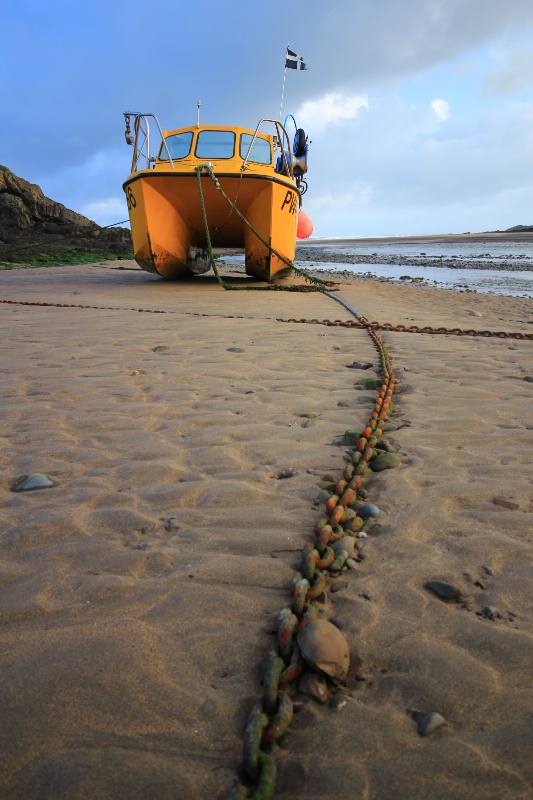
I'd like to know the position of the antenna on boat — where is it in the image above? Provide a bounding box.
[197,100,202,127]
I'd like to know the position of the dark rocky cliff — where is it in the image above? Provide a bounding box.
[0,167,132,263]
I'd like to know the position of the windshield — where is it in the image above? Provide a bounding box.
[195,130,236,159]
[240,134,271,165]
[159,131,193,160]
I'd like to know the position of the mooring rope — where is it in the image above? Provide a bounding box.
[194,164,333,292]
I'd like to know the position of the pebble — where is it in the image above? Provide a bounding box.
[370,453,400,472]
[337,401,350,407]
[493,497,520,510]
[481,565,494,577]
[357,503,381,520]
[425,579,463,601]
[468,310,484,317]
[300,412,318,418]
[330,581,349,594]
[523,376,533,383]
[346,558,357,569]
[348,361,373,370]
[299,671,328,703]
[152,345,170,351]
[276,468,297,479]
[346,515,364,532]
[332,537,357,558]
[342,429,360,446]
[11,473,58,492]
[482,605,496,619]
[226,347,244,352]
[297,619,350,680]
[329,694,347,710]
[411,711,447,736]
[357,531,368,539]
[302,419,317,428]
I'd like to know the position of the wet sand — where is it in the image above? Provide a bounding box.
[1,262,532,799]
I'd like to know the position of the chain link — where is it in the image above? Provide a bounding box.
[276,316,533,340]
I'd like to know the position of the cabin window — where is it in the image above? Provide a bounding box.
[195,130,235,159]
[240,134,272,165]
[159,132,193,160]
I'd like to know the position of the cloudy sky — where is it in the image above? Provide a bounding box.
[1,0,532,237]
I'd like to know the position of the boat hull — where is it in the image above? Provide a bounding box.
[123,171,299,281]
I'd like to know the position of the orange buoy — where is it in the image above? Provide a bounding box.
[297,208,313,239]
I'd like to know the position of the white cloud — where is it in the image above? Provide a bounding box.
[296,93,369,133]
[430,98,451,120]
[81,197,129,226]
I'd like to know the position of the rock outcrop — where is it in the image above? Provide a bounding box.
[0,166,132,261]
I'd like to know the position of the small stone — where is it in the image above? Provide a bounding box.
[330,581,349,594]
[482,605,496,619]
[337,401,350,407]
[329,694,347,710]
[348,361,373,370]
[297,619,350,680]
[152,345,170,351]
[357,503,381,520]
[332,537,357,558]
[412,711,447,736]
[299,671,329,703]
[300,412,317,418]
[342,429,360,446]
[317,490,333,502]
[493,497,520,510]
[358,488,369,500]
[425,579,463,602]
[369,453,400,472]
[357,531,368,539]
[481,566,494,577]
[468,310,484,317]
[523,376,533,383]
[11,473,58,492]
[276,468,297,479]
[302,418,317,428]
[130,369,146,375]
[346,558,357,569]
[226,347,244,352]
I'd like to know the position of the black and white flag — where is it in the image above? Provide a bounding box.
[285,48,307,70]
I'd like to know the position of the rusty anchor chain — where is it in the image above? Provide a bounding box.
[227,310,396,798]
[276,316,533,340]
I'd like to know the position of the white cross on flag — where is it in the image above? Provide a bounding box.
[285,48,307,70]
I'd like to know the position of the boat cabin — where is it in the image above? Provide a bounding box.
[153,125,276,174]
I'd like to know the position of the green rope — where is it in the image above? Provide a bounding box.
[194,165,334,292]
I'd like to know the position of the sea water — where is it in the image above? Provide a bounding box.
[297,240,533,297]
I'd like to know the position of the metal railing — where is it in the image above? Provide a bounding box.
[123,112,175,172]
[240,118,293,177]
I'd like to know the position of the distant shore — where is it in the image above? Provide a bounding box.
[299,230,533,247]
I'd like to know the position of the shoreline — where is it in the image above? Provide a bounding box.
[298,231,533,246]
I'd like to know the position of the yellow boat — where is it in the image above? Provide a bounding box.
[122,113,310,281]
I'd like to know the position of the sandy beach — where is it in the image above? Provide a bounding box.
[1,261,532,799]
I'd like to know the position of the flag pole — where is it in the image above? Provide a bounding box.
[279,44,289,120]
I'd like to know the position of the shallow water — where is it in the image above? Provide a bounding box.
[306,261,533,297]
[298,240,533,297]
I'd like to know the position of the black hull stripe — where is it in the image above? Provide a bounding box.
[122,171,297,192]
